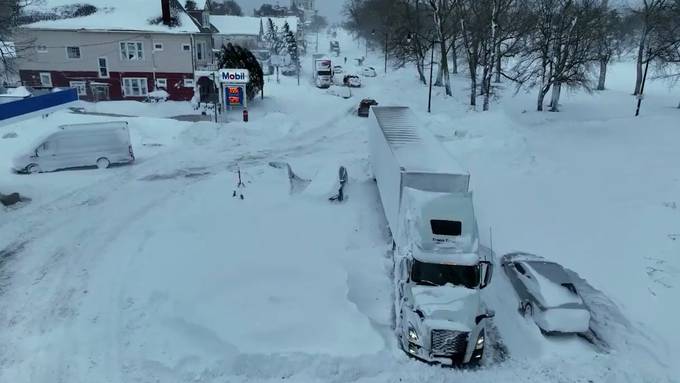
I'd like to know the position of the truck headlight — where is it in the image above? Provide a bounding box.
[475,331,485,350]
[408,327,419,342]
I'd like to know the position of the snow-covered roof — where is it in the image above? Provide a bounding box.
[211,15,299,36]
[0,42,16,58]
[22,0,200,34]
[211,15,261,36]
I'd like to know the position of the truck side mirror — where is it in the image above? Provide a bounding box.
[480,261,493,289]
[475,310,495,325]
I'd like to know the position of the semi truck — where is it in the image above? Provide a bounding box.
[369,106,495,365]
[313,56,333,88]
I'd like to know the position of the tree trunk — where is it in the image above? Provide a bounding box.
[549,82,561,112]
[434,49,443,86]
[537,88,546,111]
[440,39,452,96]
[494,43,501,83]
[416,60,427,85]
[451,43,458,74]
[470,70,477,107]
[596,58,608,91]
[634,28,647,95]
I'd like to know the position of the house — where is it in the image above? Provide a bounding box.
[290,0,316,22]
[14,0,210,101]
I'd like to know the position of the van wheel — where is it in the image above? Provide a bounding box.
[96,157,110,169]
[27,164,41,174]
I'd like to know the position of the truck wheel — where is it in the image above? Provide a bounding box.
[96,157,110,169]
[27,164,41,174]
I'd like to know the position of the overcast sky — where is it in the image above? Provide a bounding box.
[240,0,345,23]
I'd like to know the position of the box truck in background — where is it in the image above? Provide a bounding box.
[313,56,333,88]
[369,106,494,365]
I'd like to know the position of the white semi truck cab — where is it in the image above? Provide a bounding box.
[369,107,494,365]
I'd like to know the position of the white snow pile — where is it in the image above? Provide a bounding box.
[0,86,31,98]
[148,89,169,102]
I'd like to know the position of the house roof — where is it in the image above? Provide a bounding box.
[22,0,200,34]
[210,15,261,36]
[211,15,299,36]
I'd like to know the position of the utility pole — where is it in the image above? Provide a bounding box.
[384,31,388,74]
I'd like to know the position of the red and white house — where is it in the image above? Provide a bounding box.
[14,0,213,101]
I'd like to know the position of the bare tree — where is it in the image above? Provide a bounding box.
[428,0,456,96]
[508,0,601,112]
[1,0,34,84]
[631,0,680,95]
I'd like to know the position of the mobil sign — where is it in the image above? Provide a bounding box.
[219,69,250,84]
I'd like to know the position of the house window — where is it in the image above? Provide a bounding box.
[196,42,205,61]
[36,45,48,53]
[98,57,109,78]
[122,78,149,97]
[120,41,144,61]
[156,78,167,89]
[183,78,195,87]
[182,44,191,52]
[202,12,209,27]
[66,46,81,59]
[153,42,164,51]
[69,81,87,96]
[39,72,52,87]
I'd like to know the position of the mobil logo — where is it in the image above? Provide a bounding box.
[218,69,250,83]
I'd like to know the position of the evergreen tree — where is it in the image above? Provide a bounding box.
[217,43,264,101]
[264,18,284,55]
[282,22,300,71]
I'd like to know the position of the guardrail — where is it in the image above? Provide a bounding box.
[0,88,78,124]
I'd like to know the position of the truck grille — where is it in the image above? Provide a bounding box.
[431,330,468,356]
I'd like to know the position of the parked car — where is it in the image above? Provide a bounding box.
[13,121,135,174]
[358,98,378,117]
[333,65,344,74]
[362,66,377,77]
[343,75,361,88]
[501,252,591,334]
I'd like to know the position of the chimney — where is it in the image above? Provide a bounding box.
[161,0,171,26]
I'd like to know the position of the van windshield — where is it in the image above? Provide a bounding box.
[411,260,480,289]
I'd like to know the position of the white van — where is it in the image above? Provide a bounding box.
[13,121,135,174]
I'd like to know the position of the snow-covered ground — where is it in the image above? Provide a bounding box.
[0,30,678,382]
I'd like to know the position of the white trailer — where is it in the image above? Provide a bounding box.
[312,56,332,88]
[369,106,494,365]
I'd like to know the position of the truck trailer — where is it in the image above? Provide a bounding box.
[369,106,494,365]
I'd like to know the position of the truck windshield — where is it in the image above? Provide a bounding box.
[411,260,480,289]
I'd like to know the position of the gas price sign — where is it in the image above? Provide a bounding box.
[226,85,245,107]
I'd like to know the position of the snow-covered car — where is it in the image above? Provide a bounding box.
[362,66,377,77]
[333,65,343,74]
[343,75,361,88]
[501,253,591,334]
[358,98,378,117]
[13,121,134,174]
[281,65,298,76]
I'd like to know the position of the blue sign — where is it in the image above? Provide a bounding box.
[0,88,78,123]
